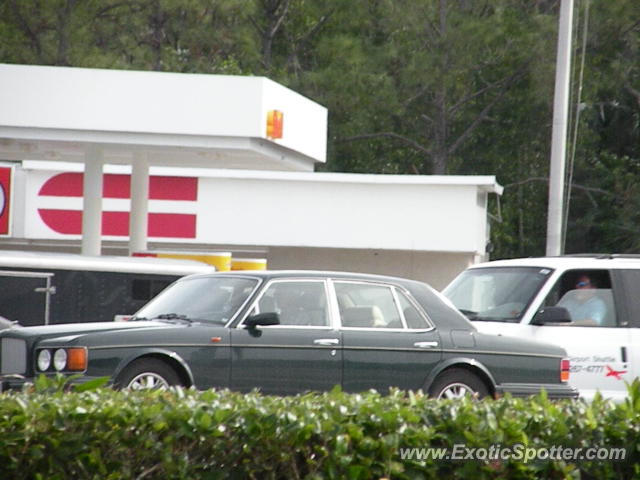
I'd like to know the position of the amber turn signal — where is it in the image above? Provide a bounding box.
[66,348,88,371]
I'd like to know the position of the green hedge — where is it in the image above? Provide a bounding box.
[0,376,638,479]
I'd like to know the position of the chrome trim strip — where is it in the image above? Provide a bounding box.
[251,325,334,331]
[232,344,341,349]
[342,346,436,352]
[91,344,560,358]
[391,287,409,329]
[441,348,563,359]
[94,343,338,350]
[228,344,436,352]
[90,344,221,350]
[340,326,435,333]
[326,279,342,330]
[229,344,431,352]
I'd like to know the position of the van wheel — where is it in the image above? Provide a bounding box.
[115,358,181,390]
[428,368,489,399]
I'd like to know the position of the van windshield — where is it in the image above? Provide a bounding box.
[442,267,552,323]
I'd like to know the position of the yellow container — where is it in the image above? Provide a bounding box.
[231,258,268,271]
[135,251,232,271]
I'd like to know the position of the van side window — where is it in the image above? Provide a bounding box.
[616,269,640,327]
[542,270,617,327]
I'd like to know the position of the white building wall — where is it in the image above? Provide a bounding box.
[267,247,476,290]
[194,170,493,253]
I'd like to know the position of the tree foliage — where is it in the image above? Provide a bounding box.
[1,0,639,258]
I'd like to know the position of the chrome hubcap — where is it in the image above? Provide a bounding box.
[127,372,170,390]
[438,382,475,399]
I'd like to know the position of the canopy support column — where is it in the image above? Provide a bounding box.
[129,152,149,255]
[81,146,104,256]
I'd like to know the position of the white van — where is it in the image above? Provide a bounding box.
[442,255,640,401]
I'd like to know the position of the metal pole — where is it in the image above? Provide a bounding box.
[546,0,574,256]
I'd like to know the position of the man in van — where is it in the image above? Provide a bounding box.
[557,274,607,326]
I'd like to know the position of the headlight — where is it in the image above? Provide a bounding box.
[37,349,51,371]
[35,347,88,372]
[53,349,68,371]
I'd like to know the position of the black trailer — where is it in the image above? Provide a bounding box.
[0,251,215,327]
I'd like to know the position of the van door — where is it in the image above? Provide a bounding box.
[528,269,631,401]
[611,269,640,397]
[0,271,55,326]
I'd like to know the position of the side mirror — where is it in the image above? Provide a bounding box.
[244,312,280,328]
[531,306,572,325]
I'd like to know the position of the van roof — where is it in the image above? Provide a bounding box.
[0,250,216,275]
[470,255,640,271]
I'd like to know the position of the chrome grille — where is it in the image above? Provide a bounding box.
[1,338,27,374]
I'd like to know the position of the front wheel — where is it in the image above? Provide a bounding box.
[428,368,489,400]
[114,358,182,390]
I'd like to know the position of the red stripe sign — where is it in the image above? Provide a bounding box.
[37,173,197,238]
[0,166,13,236]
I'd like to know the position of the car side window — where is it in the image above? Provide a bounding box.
[335,282,403,329]
[397,291,429,329]
[257,281,329,327]
[542,269,617,327]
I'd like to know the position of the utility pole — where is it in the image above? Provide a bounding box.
[546,0,574,256]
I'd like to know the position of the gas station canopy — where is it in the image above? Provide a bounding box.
[0,63,327,170]
[0,63,328,255]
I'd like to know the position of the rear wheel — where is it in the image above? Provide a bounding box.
[114,358,182,390]
[428,368,489,400]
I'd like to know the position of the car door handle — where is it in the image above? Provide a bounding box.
[414,341,439,348]
[314,338,340,346]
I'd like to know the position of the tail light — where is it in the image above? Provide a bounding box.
[560,358,570,382]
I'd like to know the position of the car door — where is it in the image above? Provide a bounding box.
[230,279,342,395]
[528,268,632,401]
[334,280,441,392]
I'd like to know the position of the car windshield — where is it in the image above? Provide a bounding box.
[134,276,259,325]
[442,267,552,323]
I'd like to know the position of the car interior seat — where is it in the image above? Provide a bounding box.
[341,306,385,328]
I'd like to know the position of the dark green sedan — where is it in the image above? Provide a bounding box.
[0,271,577,399]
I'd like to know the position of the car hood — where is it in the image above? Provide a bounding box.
[1,320,182,341]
